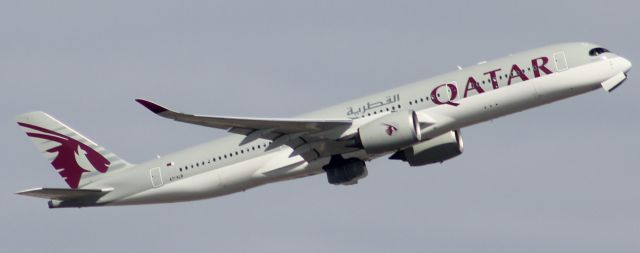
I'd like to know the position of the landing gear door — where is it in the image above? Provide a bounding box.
[149,167,163,188]
[553,51,568,72]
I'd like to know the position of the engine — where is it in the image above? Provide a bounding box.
[323,155,368,185]
[356,110,421,154]
[389,130,463,166]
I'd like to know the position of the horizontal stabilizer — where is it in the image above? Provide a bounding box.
[16,187,112,201]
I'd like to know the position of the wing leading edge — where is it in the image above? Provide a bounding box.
[135,99,355,160]
[135,99,352,134]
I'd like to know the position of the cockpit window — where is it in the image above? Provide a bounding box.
[589,47,610,56]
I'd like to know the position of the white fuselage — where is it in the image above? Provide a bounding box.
[68,42,630,207]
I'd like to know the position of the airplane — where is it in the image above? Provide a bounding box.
[15,42,631,208]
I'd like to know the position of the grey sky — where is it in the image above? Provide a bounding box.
[1,1,639,252]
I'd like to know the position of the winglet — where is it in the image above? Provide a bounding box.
[135,99,169,114]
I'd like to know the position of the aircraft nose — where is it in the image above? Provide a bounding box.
[619,56,632,73]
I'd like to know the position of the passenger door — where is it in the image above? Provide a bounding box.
[553,51,568,72]
[149,167,163,187]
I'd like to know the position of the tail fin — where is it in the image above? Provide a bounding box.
[16,111,133,189]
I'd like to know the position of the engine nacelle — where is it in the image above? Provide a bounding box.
[389,130,463,166]
[323,155,368,185]
[357,110,421,154]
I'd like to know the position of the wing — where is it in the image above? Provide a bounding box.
[135,99,356,160]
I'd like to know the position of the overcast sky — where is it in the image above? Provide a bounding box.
[1,1,639,252]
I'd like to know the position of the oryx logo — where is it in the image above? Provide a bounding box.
[383,123,398,136]
[18,122,110,189]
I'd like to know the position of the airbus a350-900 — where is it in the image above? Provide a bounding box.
[15,42,631,208]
